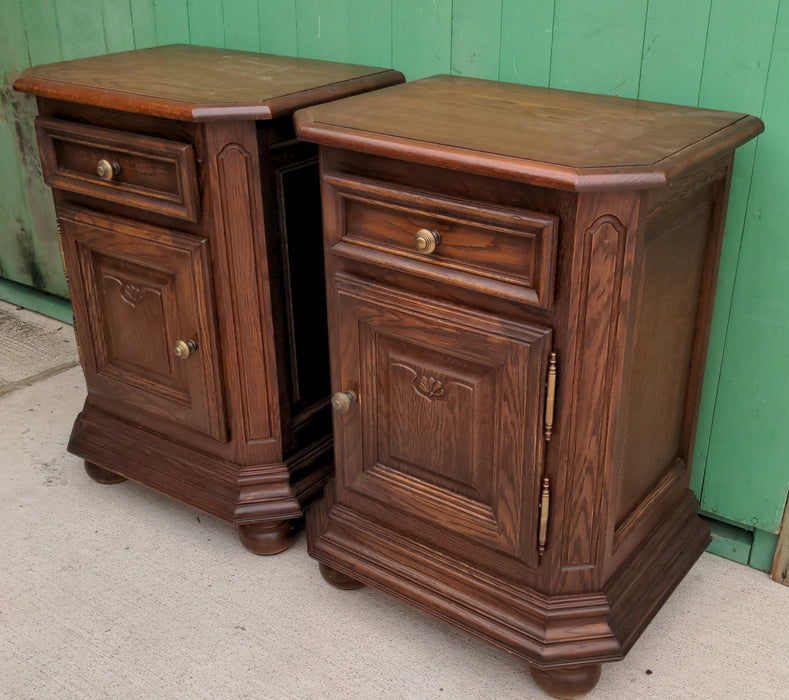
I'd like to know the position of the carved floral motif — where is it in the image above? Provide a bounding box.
[120,283,144,306]
[413,374,447,401]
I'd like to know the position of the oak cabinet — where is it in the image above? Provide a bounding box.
[14,45,403,554]
[294,76,763,695]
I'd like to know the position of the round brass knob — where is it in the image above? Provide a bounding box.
[173,339,197,360]
[415,228,440,254]
[331,390,357,414]
[96,159,120,181]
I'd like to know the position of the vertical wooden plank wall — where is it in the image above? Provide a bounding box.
[1,0,787,566]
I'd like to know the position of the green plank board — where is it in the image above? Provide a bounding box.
[155,0,190,44]
[0,114,34,286]
[750,529,780,573]
[14,0,69,297]
[690,143,758,496]
[296,0,350,62]
[129,0,158,49]
[101,0,136,53]
[223,0,261,51]
[701,0,789,533]
[0,278,72,324]
[451,0,502,80]
[348,0,392,67]
[258,0,297,56]
[691,0,778,497]
[392,0,452,80]
[691,0,781,527]
[498,0,554,86]
[10,90,65,297]
[704,517,753,566]
[54,0,108,60]
[0,0,38,288]
[550,0,648,97]
[21,0,63,66]
[638,0,710,106]
[188,0,226,48]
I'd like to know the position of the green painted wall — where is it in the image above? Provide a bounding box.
[1,0,787,565]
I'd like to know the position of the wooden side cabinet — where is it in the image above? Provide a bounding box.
[294,76,763,695]
[14,45,403,554]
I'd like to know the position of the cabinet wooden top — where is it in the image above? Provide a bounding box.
[294,75,764,191]
[14,44,404,122]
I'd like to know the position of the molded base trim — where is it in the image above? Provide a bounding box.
[307,487,709,669]
[69,405,332,527]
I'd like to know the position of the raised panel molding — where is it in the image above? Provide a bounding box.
[216,140,274,443]
[563,213,628,571]
[376,339,489,499]
[99,268,175,382]
[335,274,551,564]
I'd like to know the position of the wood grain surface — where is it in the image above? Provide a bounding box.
[15,44,404,121]
[294,75,763,190]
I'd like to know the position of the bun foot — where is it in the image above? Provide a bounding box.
[529,663,602,699]
[84,461,127,484]
[319,562,364,590]
[238,519,298,555]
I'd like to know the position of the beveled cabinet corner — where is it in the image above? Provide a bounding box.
[294,76,763,696]
[14,44,403,555]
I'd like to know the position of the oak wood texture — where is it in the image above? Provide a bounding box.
[293,75,763,192]
[14,44,404,122]
[15,47,403,554]
[297,75,763,695]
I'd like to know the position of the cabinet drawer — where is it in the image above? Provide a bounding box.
[326,174,558,308]
[36,117,199,222]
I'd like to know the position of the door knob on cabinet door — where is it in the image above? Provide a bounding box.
[96,158,121,180]
[173,339,197,360]
[414,228,440,254]
[331,390,357,414]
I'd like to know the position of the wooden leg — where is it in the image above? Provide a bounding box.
[319,562,364,590]
[237,519,298,555]
[84,461,127,484]
[529,664,602,699]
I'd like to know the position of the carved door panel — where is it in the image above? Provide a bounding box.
[59,208,227,441]
[333,275,552,566]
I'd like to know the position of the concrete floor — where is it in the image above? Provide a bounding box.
[1,301,788,699]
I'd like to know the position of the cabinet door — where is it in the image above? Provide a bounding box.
[332,275,552,566]
[60,208,226,441]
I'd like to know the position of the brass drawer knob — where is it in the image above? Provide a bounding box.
[173,339,197,360]
[415,228,441,254]
[96,158,121,181]
[331,390,357,414]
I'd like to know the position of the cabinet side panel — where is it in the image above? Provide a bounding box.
[609,164,732,575]
[614,191,713,532]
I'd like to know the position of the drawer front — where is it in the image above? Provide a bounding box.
[326,174,558,308]
[59,207,226,441]
[36,117,199,222]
